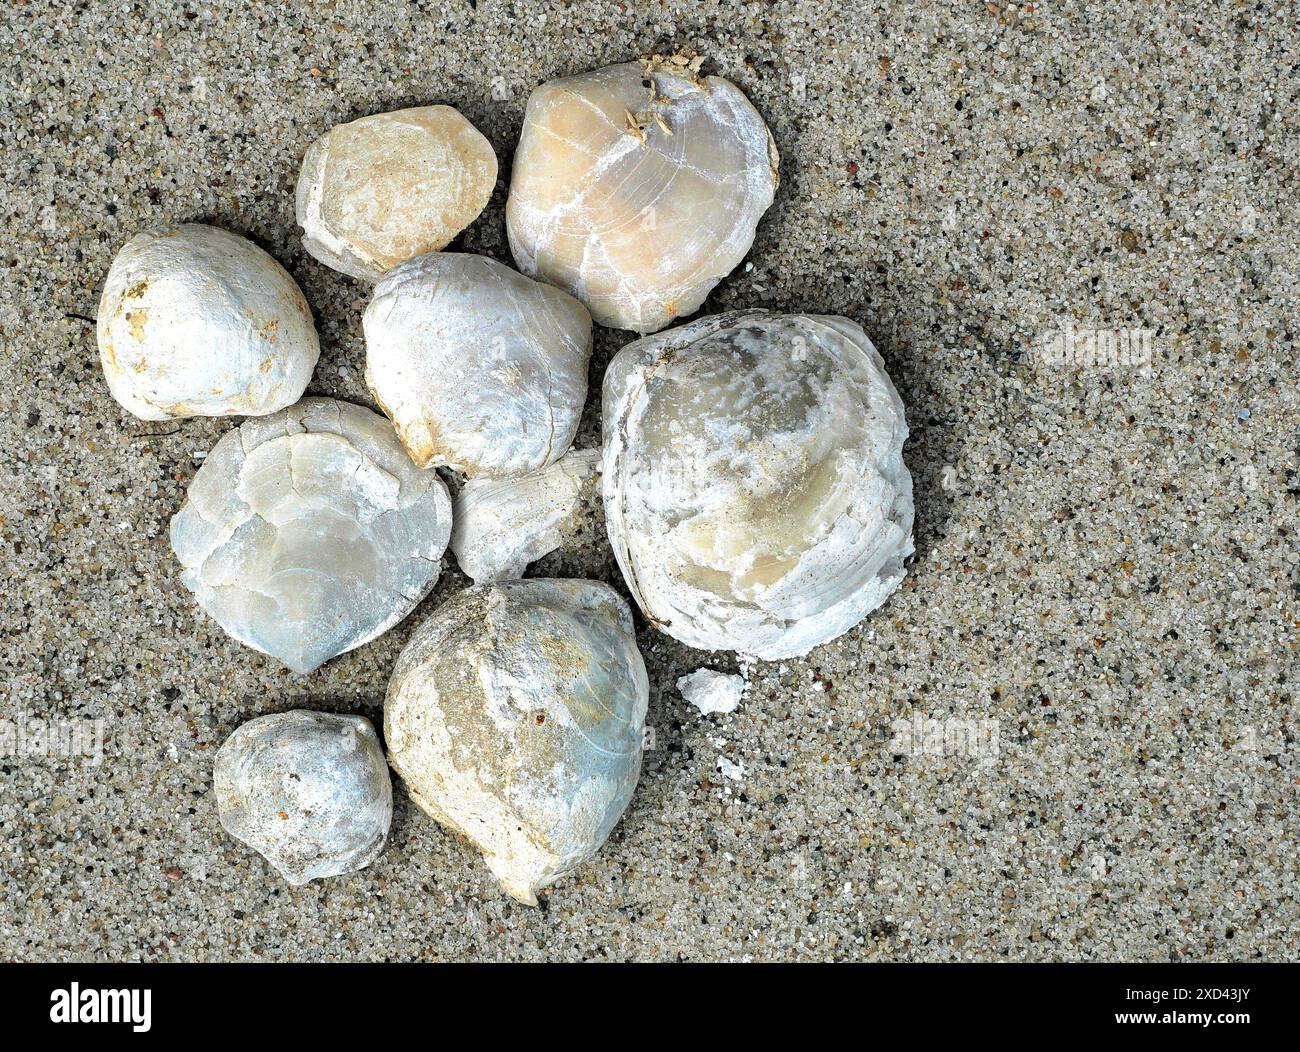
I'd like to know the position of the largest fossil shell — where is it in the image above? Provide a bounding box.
[170,398,453,674]
[98,224,319,420]
[603,310,914,659]
[385,579,648,905]
[506,55,779,334]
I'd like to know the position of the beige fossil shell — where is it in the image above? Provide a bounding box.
[603,310,914,659]
[363,252,592,477]
[97,224,319,421]
[170,397,452,674]
[214,710,392,885]
[385,579,648,905]
[450,448,602,583]
[506,56,779,334]
[296,105,497,281]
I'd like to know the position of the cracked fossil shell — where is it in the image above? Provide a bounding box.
[450,448,602,583]
[170,397,453,674]
[506,55,779,334]
[296,105,497,281]
[385,579,648,905]
[214,710,392,885]
[603,310,914,659]
[97,224,319,420]
[363,252,592,477]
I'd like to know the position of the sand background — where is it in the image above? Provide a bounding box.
[1,0,1296,960]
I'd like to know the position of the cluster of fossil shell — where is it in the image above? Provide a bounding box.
[96,53,914,904]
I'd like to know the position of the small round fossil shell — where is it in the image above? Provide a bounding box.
[603,310,914,659]
[451,448,602,583]
[385,579,648,905]
[97,224,319,421]
[170,397,453,674]
[214,710,392,885]
[296,105,498,281]
[506,55,779,333]
[363,252,592,477]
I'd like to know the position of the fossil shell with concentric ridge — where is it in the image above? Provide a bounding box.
[602,310,914,659]
[97,224,318,420]
[384,578,648,905]
[363,252,592,478]
[170,397,453,674]
[214,710,392,885]
[506,55,779,333]
[296,106,497,281]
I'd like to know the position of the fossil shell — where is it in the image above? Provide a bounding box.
[603,310,914,659]
[296,106,497,281]
[385,579,648,905]
[450,448,602,583]
[170,397,453,674]
[506,56,779,333]
[214,710,392,885]
[363,252,592,477]
[97,224,319,421]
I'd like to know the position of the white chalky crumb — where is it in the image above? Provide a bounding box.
[717,756,746,782]
[677,668,745,715]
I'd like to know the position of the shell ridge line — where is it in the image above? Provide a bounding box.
[611,366,670,628]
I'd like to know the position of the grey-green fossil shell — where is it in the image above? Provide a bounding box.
[384,579,648,905]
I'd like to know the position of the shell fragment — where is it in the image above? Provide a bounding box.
[451,448,602,583]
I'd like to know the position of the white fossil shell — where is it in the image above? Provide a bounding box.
[603,310,914,660]
[97,224,319,421]
[677,668,745,715]
[296,105,498,281]
[385,578,648,905]
[363,252,592,477]
[507,56,779,333]
[451,448,602,583]
[170,397,453,674]
[214,710,392,885]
